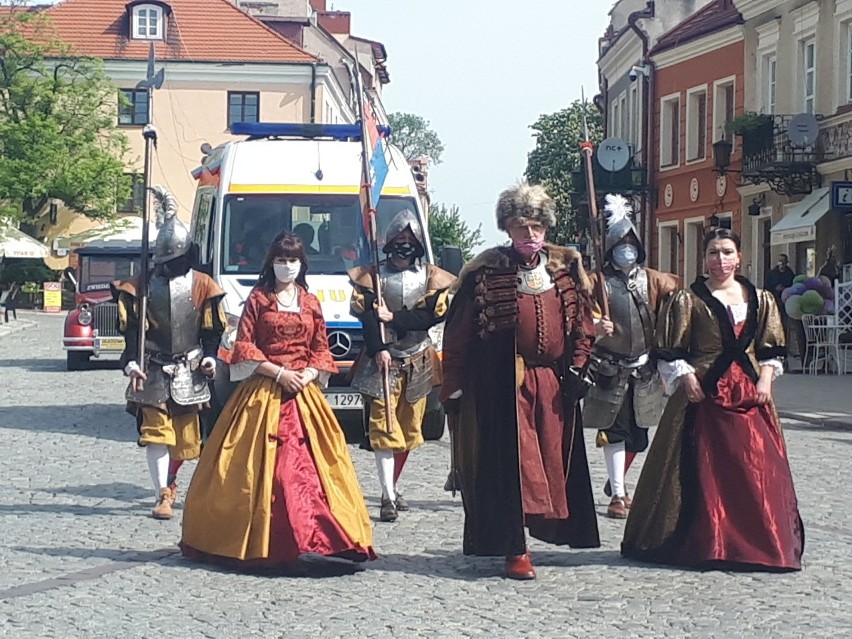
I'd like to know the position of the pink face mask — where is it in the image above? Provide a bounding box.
[707,257,737,280]
[513,238,544,259]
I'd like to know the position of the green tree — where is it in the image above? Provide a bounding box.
[387,112,445,164]
[524,99,602,246]
[0,6,130,228]
[427,203,482,261]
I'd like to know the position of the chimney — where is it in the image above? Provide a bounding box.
[317,10,351,36]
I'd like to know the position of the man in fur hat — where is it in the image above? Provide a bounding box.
[114,187,226,520]
[583,194,679,519]
[349,209,455,523]
[440,183,600,580]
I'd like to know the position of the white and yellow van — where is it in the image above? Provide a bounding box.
[189,123,447,439]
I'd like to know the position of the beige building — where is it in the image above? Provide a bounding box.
[735,0,852,284]
[27,0,388,269]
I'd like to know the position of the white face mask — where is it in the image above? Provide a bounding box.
[273,261,301,283]
[611,244,639,269]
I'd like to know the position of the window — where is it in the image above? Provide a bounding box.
[119,174,145,213]
[802,39,816,114]
[228,92,259,126]
[619,92,628,143]
[658,222,680,275]
[686,87,707,162]
[118,89,148,125]
[848,25,852,103]
[660,94,680,168]
[132,4,164,40]
[763,54,777,114]
[712,78,735,144]
[611,99,621,138]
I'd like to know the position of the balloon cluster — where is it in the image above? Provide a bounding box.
[781,275,835,320]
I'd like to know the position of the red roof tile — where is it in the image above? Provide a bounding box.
[41,0,316,63]
[652,0,743,55]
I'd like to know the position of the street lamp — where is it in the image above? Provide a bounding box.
[713,139,733,175]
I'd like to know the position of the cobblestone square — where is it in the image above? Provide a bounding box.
[1,314,851,637]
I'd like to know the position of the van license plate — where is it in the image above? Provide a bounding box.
[94,337,125,351]
[325,392,363,409]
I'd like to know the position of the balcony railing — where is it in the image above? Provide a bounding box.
[739,114,828,195]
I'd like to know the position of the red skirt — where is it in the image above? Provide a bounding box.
[678,364,803,570]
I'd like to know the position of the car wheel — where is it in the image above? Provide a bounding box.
[66,351,90,371]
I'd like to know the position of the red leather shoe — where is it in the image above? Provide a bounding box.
[505,553,536,580]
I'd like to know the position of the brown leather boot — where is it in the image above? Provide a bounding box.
[505,553,536,580]
[166,483,178,507]
[606,496,628,519]
[622,492,632,509]
[379,497,398,522]
[152,488,174,520]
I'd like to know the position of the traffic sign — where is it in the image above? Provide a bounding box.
[831,181,852,210]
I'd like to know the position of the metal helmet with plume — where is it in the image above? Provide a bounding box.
[604,193,644,263]
[151,185,191,264]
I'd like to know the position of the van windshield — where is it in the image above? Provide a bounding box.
[221,194,425,274]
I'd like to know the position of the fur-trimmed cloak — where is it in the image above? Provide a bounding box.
[441,245,601,556]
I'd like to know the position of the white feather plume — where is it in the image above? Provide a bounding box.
[151,185,178,229]
[604,193,633,229]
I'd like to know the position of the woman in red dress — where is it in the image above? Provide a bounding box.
[181,232,375,568]
[622,228,804,571]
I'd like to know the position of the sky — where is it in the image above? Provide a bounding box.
[334,0,610,246]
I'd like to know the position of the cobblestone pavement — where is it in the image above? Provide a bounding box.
[1,314,851,638]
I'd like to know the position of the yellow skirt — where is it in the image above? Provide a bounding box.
[181,376,373,561]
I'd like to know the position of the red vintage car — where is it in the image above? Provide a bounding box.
[62,242,146,370]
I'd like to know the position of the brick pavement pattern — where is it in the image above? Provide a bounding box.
[1,315,851,637]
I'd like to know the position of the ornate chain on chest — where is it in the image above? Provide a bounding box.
[472,267,579,339]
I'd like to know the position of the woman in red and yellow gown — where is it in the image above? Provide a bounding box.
[622,228,804,571]
[181,232,375,567]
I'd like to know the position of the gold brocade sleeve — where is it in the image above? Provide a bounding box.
[655,289,694,362]
[754,288,787,360]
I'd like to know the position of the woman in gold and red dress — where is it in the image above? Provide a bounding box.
[181,232,375,568]
[622,228,803,571]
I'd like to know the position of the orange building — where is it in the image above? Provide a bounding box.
[648,0,745,283]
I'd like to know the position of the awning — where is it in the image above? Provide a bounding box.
[56,216,157,250]
[0,224,49,259]
[770,187,831,246]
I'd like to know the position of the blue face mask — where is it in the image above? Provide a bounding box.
[612,244,639,268]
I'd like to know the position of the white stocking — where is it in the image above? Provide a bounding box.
[603,442,627,498]
[146,444,169,497]
[374,450,395,501]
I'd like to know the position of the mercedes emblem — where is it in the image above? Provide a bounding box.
[327,331,353,359]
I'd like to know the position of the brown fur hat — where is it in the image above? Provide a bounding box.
[495,182,557,231]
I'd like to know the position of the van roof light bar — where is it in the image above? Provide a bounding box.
[230,122,363,141]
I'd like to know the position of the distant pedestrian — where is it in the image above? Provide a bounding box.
[3,282,20,322]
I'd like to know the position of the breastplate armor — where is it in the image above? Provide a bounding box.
[381,263,431,358]
[145,272,202,356]
[516,253,555,295]
[596,268,650,359]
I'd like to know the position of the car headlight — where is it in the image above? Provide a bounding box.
[78,305,93,326]
[220,313,240,350]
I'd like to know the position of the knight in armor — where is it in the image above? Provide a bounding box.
[349,209,455,523]
[114,187,226,520]
[582,194,679,519]
[440,183,600,580]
